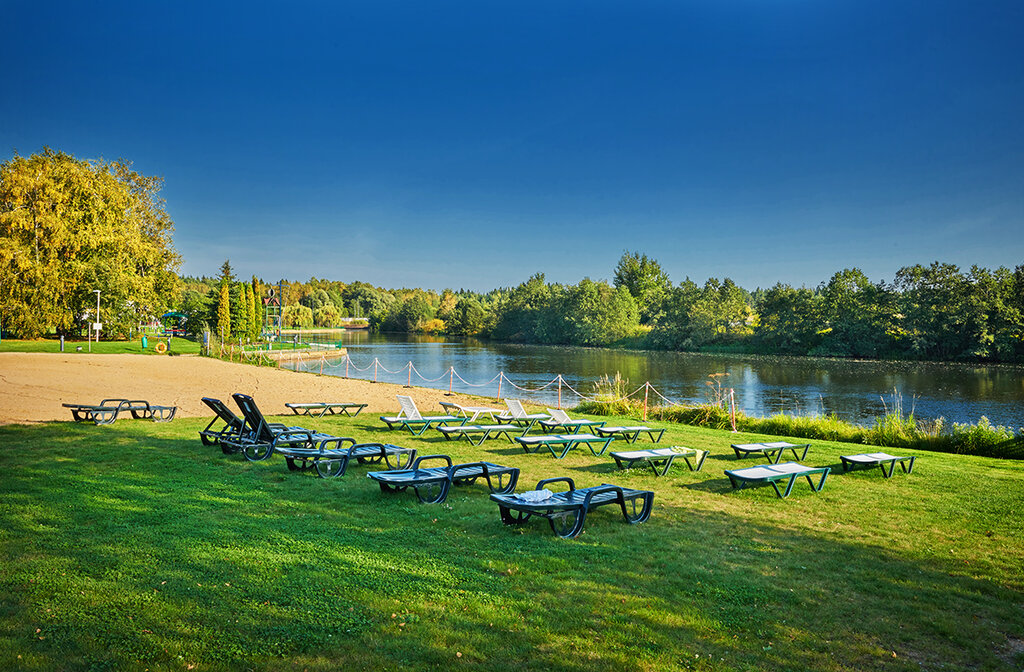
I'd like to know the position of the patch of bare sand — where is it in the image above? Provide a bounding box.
[0,353,496,425]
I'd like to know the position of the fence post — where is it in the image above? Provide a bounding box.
[557,375,562,410]
[345,355,349,378]
[373,358,378,383]
[447,367,454,396]
[643,382,649,422]
[405,361,412,388]
[320,356,324,375]
[497,372,503,400]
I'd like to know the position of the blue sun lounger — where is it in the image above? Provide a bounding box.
[724,462,830,498]
[610,446,709,476]
[515,433,615,459]
[436,423,524,446]
[538,409,606,434]
[490,477,654,538]
[222,393,346,462]
[64,398,177,425]
[731,441,810,464]
[368,455,520,504]
[596,425,666,443]
[285,401,368,418]
[275,440,417,478]
[840,452,916,478]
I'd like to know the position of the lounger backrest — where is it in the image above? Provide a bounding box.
[232,393,276,442]
[396,395,423,421]
[505,399,527,418]
[547,408,571,424]
[202,397,242,428]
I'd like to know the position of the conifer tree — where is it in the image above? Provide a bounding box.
[217,283,230,339]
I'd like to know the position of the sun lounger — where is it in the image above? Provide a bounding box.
[368,454,520,504]
[63,398,177,425]
[199,397,246,446]
[275,440,417,478]
[731,441,810,464]
[596,425,666,443]
[490,477,654,538]
[495,399,551,432]
[438,401,503,422]
[610,446,709,476]
[436,424,523,446]
[538,408,606,434]
[515,433,615,459]
[285,401,368,418]
[724,462,830,498]
[840,452,916,478]
[222,393,345,462]
[379,395,466,435]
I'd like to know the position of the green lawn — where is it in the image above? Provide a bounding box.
[0,338,201,356]
[1,413,1021,671]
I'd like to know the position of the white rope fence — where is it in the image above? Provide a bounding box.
[274,353,737,422]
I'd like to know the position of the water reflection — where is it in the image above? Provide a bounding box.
[289,331,1024,427]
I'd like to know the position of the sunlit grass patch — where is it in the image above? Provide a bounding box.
[0,415,1022,671]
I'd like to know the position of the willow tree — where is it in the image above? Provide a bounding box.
[0,148,180,338]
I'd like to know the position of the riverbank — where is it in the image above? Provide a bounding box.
[0,353,496,425]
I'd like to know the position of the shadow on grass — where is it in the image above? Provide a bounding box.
[1,421,1022,671]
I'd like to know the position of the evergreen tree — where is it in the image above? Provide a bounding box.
[217,283,230,339]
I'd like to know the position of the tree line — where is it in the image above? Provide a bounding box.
[178,252,1024,363]
[4,150,1022,363]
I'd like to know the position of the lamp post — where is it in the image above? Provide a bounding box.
[89,290,101,352]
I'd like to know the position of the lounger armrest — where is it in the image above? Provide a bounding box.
[581,484,624,509]
[449,461,489,479]
[317,436,357,452]
[537,476,576,492]
[413,454,454,470]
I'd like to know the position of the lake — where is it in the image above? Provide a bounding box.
[282,332,1024,428]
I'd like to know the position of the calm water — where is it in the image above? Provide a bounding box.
[285,332,1024,428]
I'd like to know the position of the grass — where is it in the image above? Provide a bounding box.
[0,338,201,356]
[1,412,1022,671]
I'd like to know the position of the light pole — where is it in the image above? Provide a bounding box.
[89,290,101,352]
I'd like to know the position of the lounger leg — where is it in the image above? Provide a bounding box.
[620,493,653,524]
[548,508,586,538]
[656,456,674,477]
[487,470,519,494]
[806,470,829,491]
[414,480,451,504]
[880,461,895,478]
[555,443,572,459]
[773,475,798,498]
[499,506,531,526]
[693,449,708,471]
[902,456,916,474]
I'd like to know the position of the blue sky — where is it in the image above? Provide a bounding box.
[3,1,1022,292]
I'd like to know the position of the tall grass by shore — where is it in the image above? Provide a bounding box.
[577,377,1023,460]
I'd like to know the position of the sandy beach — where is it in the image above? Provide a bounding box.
[0,353,496,425]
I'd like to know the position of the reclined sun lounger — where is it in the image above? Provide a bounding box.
[202,396,305,453]
[730,441,810,464]
[596,425,666,443]
[495,399,551,432]
[840,452,916,478]
[724,462,830,498]
[538,408,606,434]
[610,446,709,476]
[515,433,615,459]
[199,397,246,446]
[222,393,346,462]
[379,395,466,435]
[436,423,523,446]
[368,454,520,504]
[285,401,368,418]
[490,477,655,538]
[438,401,503,423]
[63,398,177,425]
[276,439,417,478]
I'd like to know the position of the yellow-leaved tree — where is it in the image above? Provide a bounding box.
[0,148,181,338]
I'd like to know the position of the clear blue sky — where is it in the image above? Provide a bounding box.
[3,1,1022,292]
